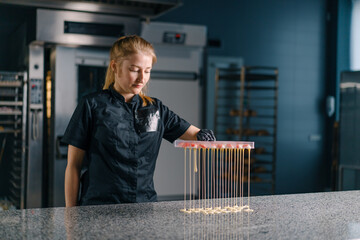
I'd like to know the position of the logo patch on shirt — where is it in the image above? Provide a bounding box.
[135,107,160,132]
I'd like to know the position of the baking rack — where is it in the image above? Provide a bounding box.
[0,71,27,209]
[214,66,278,195]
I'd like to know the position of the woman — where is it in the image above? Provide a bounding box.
[63,35,215,207]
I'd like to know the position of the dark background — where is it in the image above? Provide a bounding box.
[0,0,353,195]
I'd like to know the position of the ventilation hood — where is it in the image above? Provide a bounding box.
[0,0,182,18]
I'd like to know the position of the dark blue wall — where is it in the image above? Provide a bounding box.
[157,0,329,194]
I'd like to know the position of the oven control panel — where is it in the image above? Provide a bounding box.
[30,78,42,105]
[163,32,186,44]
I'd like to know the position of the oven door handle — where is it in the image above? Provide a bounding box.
[150,71,198,81]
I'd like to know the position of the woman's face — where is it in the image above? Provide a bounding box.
[111,52,153,101]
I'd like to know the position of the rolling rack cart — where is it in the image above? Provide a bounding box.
[0,71,27,209]
[214,66,278,195]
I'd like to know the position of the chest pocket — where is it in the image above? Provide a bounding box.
[135,106,160,133]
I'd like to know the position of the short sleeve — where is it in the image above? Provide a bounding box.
[62,97,92,150]
[160,101,191,143]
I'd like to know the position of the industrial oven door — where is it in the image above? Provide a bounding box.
[51,46,108,207]
[147,44,203,201]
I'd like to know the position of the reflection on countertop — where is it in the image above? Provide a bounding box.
[1,190,360,239]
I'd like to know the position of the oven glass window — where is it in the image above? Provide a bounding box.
[78,65,107,101]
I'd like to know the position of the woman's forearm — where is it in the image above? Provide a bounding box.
[65,145,85,207]
[64,165,81,207]
[179,125,200,140]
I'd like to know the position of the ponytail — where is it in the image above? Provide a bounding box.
[103,65,114,90]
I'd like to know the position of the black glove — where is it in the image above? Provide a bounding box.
[197,129,216,141]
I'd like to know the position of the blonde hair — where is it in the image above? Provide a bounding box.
[103,35,157,106]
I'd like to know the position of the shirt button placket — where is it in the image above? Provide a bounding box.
[130,104,139,202]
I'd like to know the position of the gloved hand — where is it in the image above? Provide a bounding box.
[197,129,216,141]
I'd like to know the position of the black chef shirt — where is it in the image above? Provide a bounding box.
[62,85,190,206]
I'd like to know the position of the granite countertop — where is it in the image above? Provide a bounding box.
[1,190,360,239]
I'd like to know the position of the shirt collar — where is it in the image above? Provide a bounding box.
[109,84,140,104]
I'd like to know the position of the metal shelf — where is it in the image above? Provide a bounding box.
[218,86,277,90]
[0,129,21,134]
[0,101,23,106]
[218,75,277,81]
[0,81,22,87]
[216,113,276,118]
[0,110,22,115]
[0,120,21,125]
[216,105,276,110]
[216,123,276,128]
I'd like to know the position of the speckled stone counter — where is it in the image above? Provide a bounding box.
[1,191,360,239]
